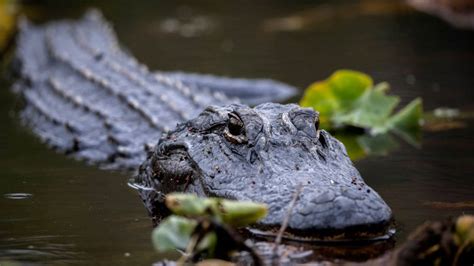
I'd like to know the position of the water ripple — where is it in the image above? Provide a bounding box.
[3,193,34,200]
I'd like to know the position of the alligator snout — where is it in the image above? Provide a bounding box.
[248,171,393,241]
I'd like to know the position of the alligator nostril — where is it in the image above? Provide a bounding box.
[288,108,319,138]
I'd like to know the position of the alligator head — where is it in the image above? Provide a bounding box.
[132,103,392,241]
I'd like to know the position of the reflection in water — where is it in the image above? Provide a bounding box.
[0,0,473,265]
[0,235,85,264]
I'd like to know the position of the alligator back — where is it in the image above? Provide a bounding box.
[12,10,297,170]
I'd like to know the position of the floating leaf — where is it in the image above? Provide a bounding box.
[300,70,423,137]
[327,69,373,104]
[300,70,372,128]
[152,215,197,252]
[389,98,423,133]
[300,70,424,160]
[333,82,399,133]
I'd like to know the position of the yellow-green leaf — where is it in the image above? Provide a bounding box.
[165,193,268,227]
[300,69,373,129]
[300,70,423,138]
[166,193,212,217]
[220,200,268,227]
[327,69,373,104]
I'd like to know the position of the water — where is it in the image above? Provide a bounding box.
[1,1,473,265]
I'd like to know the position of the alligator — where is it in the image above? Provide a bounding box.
[11,10,392,242]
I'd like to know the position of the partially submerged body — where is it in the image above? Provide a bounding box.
[11,10,392,245]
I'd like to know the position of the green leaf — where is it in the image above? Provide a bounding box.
[300,70,423,140]
[152,215,197,252]
[165,193,213,217]
[300,70,424,160]
[165,193,268,226]
[220,200,268,227]
[333,82,400,132]
[387,98,423,145]
[327,69,373,104]
[300,69,372,128]
[389,97,423,133]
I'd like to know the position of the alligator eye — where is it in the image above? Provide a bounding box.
[228,113,243,135]
[224,112,247,144]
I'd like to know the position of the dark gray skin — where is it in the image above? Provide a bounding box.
[133,103,392,241]
[12,10,392,241]
[12,10,296,170]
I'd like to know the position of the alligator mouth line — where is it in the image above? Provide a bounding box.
[246,222,396,244]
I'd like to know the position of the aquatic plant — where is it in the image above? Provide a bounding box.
[300,70,423,159]
[152,193,267,263]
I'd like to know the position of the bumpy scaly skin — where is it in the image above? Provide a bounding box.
[13,11,392,240]
[13,10,296,170]
[134,103,392,240]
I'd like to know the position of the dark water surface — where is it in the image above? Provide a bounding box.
[1,1,473,265]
